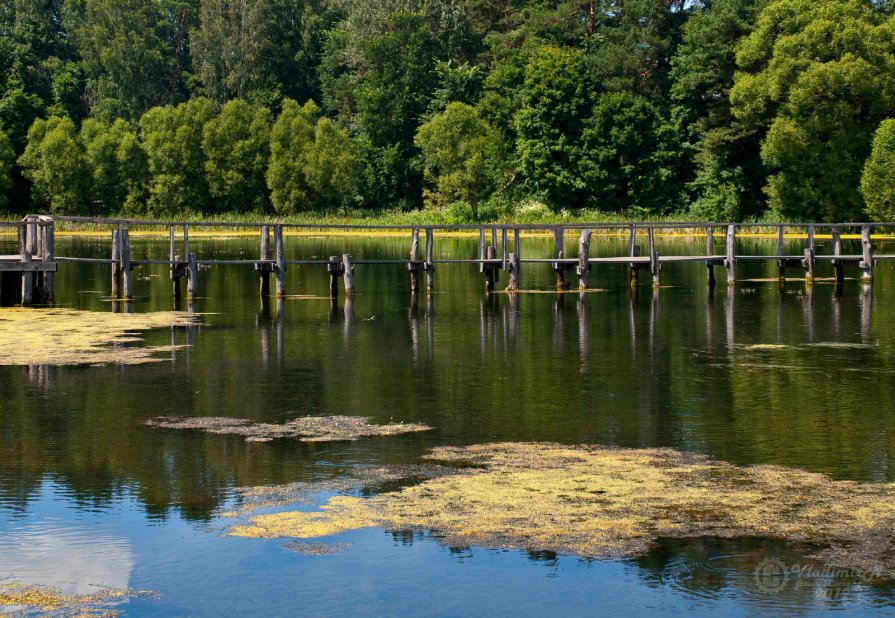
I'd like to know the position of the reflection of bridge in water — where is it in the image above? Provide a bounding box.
[1,215,893,306]
[147,284,876,375]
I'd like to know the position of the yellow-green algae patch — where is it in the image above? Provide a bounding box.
[0,582,154,616]
[0,307,199,366]
[228,443,895,575]
[146,415,431,443]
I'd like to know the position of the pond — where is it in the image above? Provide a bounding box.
[2,232,895,615]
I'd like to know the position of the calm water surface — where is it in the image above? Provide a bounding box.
[2,233,895,615]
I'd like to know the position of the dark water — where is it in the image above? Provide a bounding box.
[2,232,895,615]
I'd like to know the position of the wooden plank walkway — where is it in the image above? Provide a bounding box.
[3,216,895,305]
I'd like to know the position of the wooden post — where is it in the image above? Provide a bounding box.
[507,253,520,292]
[478,229,485,272]
[328,256,341,299]
[706,227,715,288]
[121,228,133,299]
[577,229,592,290]
[187,252,198,301]
[259,225,270,296]
[553,227,567,290]
[501,228,508,271]
[832,226,844,286]
[169,226,180,298]
[274,225,286,297]
[42,221,55,303]
[172,254,181,299]
[648,227,660,288]
[111,227,120,298]
[183,224,190,260]
[409,228,420,293]
[342,254,356,296]
[777,226,786,281]
[425,227,435,294]
[485,245,498,292]
[629,226,639,287]
[20,251,32,304]
[861,225,873,284]
[726,224,736,286]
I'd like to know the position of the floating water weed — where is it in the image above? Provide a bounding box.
[0,582,153,615]
[146,415,431,443]
[228,443,895,576]
[0,308,198,366]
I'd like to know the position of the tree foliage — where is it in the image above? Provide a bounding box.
[267,99,361,213]
[415,102,506,217]
[203,98,271,212]
[139,98,217,216]
[18,115,88,213]
[731,0,895,221]
[861,118,895,221]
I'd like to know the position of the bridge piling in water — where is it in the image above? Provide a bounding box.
[6,217,895,308]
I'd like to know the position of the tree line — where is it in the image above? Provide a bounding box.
[3,0,895,222]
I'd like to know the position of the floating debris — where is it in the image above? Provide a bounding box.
[0,308,198,366]
[283,541,352,556]
[0,582,154,616]
[228,443,895,576]
[146,415,431,443]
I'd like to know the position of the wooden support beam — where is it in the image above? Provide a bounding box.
[553,227,567,290]
[121,228,133,299]
[501,228,507,271]
[183,224,190,260]
[111,227,120,299]
[425,227,435,294]
[706,227,715,288]
[861,225,874,284]
[20,251,32,304]
[478,229,485,273]
[187,252,198,301]
[169,226,179,298]
[726,224,736,286]
[629,226,639,287]
[803,247,815,285]
[173,254,181,299]
[274,225,285,297]
[409,228,420,293]
[832,226,844,286]
[485,245,498,292]
[343,254,356,296]
[776,226,786,281]
[507,253,520,292]
[259,225,270,296]
[648,228,660,288]
[42,222,55,303]
[577,229,592,290]
[328,255,342,299]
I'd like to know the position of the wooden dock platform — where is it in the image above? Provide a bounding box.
[2,215,895,306]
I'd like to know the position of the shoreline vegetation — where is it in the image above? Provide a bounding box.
[1,209,891,240]
[3,1,895,227]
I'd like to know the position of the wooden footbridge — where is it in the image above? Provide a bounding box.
[0,215,890,305]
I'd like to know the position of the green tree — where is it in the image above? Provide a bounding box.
[18,115,88,213]
[202,98,271,213]
[139,98,217,216]
[514,45,593,208]
[415,102,506,218]
[65,0,197,120]
[80,117,144,214]
[861,119,895,221]
[0,127,13,211]
[267,98,360,213]
[580,92,677,213]
[670,0,766,220]
[730,0,895,221]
